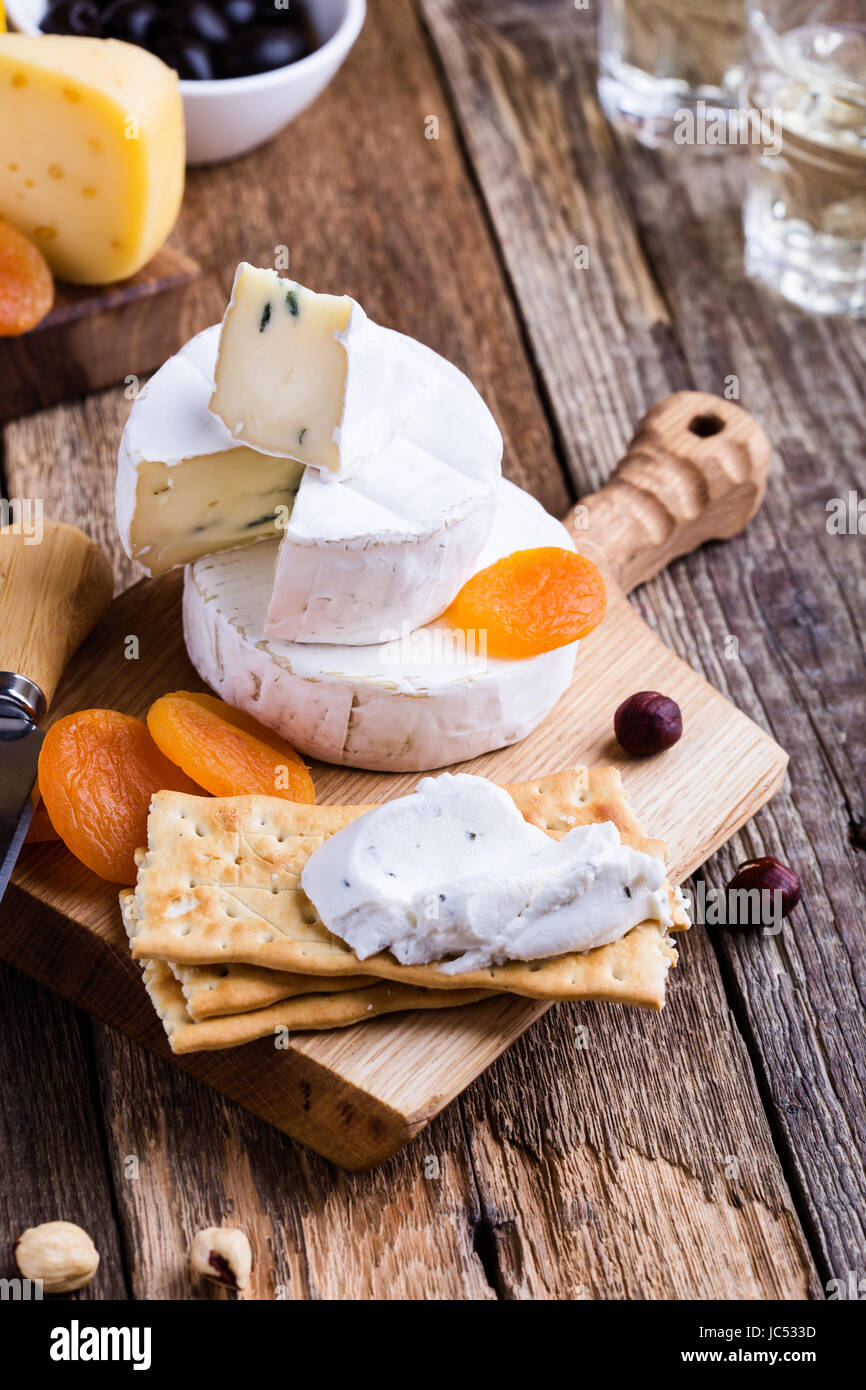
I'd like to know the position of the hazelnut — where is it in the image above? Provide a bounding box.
[190,1227,251,1291]
[14,1221,99,1293]
[727,856,802,924]
[614,691,683,757]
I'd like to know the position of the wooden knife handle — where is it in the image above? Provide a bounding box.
[0,521,113,711]
[565,391,770,595]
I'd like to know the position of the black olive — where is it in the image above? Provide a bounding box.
[151,35,218,81]
[40,1,103,35]
[101,0,161,42]
[223,0,257,27]
[220,24,310,77]
[163,1,232,44]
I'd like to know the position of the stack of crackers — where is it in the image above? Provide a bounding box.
[121,767,688,1054]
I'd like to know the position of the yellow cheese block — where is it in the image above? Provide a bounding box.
[0,36,185,284]
[0,6,6,35]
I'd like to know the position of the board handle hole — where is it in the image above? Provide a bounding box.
[688,413,724,438]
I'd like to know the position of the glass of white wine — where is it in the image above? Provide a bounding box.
[597,0,747,147]
[744,1,866,316]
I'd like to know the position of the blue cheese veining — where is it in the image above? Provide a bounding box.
[210,264,431,480]
[300,774,676,972]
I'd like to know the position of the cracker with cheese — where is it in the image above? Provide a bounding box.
[168,961,377,1020]
[122,894,490,1054]
[128,768,686,1010]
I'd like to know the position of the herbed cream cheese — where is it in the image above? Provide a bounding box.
[300,774,675,972]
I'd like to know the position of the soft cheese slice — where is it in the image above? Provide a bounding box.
[301,773,674,971]
[183,480,578,771]
[117,327,305,576]
[0,36,184,284]
[119,325,501,641]
[210,264,429,479]
[267,335,500,642]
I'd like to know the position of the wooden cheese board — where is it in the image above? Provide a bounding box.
[0,246,199,424]
[2,389,787,1169]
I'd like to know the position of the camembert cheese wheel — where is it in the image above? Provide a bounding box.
[183,480,578,771]
[118,326,501,645]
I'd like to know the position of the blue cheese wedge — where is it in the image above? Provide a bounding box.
[116,326,304,576]
[118,326,501,643]
[183,479,577,771]
[209,264,430,480]
[300,773,674,971]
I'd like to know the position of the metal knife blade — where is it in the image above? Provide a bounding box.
[0,691,44,904]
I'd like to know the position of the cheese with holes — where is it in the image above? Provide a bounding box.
[183,480,577,771]
[0,36,184,285]
[118,325,501,643]
[210,264,434,480]
[301,773,673,971]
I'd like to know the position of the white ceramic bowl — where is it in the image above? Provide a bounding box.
[6,0,366,165]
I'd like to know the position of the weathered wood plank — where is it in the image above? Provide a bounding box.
[458,933,817,1299]
[0,964,128,1299]
[92,1024,494,1300]
[419,0,866,1286]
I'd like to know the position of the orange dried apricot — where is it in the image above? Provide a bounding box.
[38,710,202,883]
[147,692,315,804]
[446,546,607,658]
[0,216,54,336]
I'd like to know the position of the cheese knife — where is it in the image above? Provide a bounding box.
[0,521,113,903]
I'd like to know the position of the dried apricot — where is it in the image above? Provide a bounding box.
[0,216,54,336]
[446,546,606,658]
[38,710,201,883]
[147,692,315,804]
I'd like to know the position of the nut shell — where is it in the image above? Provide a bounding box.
[14,1221,99,1293]
[190,1226,251,1291]
[727,856,801,924]
[614,691,683,757]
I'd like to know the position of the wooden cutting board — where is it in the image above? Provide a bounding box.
[4,390,787,1169]
[0,247,200,423]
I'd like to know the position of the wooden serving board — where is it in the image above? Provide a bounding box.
[0,246,199,424]
[3,390,787,1169]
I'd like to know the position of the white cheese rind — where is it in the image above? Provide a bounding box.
[300,773,674,970]
[117,326,501,640]
[267,339,501,643]
[209,264,432,480]
[183,480,577,772]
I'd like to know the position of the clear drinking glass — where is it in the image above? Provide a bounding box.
[597,0,747,146]
[744,2,866,316]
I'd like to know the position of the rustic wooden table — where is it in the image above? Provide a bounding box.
[1,0,864,1301]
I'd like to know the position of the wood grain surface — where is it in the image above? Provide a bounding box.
[0,246,200,425]
[0,0,860,1298]
[420,0,865,1293]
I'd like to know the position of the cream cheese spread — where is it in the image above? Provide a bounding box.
[300,774,675,972]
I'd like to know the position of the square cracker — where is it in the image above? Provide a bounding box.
[128,768,685,1010]
[121,893,491,1053]
[168,962,377,1020]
